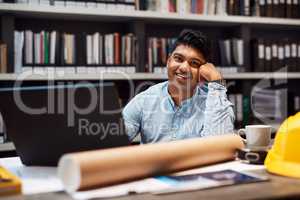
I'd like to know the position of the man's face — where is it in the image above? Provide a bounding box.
[167,44,206,92]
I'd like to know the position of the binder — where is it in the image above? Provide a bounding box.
[286,0,292,18]
[227,0,235,15]
[252,38,265,72]
[76,32,86,66]
[265,0,272,17]
[291,41,298,71]
[234,0,241,15]
[271,41,279,71]
[239,0,245,15]
[259,0,266,16]
[292,0,299,18]
[297,41,300,71]
[250,0,259,16]
[278,0,286,18]
[244,0,251,15]
[283,39,292,71]
[264,40,272,72]
[277,41,285,71]
[272,0,280,17]
[0,44,8,73]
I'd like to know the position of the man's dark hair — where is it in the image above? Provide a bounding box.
[172,29,211,61]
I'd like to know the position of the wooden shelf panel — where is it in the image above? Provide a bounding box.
[1,4,300,26]
[0,72,299,80]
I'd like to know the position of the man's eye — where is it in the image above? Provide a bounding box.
[174,56,183,62]
[190,60,201,68]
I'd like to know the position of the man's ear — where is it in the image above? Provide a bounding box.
[166,55,171,67]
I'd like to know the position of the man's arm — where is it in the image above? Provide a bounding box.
[202,82,235,136]
[122,94,144,141]
[198,63,235,135]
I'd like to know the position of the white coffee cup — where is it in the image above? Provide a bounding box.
[237,125,272,150]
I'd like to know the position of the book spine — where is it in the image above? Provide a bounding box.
[286,0,292,18]
[259,0,266,16]
[264,40,272,71]
[266,0,272,17]
[271,41,279,71]
[252,38,265,72]
[279,0,286,18]
[272,0,280,18]
[278,41,285,70]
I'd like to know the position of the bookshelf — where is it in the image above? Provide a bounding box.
[0,2,300,149]
[1,4,300,26]
[1,3,300,73]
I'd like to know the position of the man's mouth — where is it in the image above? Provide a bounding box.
[175,73,191,79]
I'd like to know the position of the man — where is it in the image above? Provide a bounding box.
[122,29,234,143]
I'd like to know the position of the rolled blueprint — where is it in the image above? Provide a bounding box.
[58,134,244,192]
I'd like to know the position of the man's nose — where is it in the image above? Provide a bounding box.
[178,60,190,72]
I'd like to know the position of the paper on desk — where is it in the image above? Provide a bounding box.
[72,178,170,200]
[0,157,63,195]
[71,161,266,200]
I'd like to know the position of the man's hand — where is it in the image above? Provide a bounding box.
[198,63,222,83]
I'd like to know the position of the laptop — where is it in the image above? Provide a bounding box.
[0,82,130,166]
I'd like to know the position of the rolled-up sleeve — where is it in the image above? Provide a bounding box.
[202,82,235,136]
[122,94,144,141]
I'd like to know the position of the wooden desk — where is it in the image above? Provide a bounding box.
[2,168,300,200]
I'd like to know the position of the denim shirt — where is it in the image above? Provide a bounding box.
[122,81,234,144]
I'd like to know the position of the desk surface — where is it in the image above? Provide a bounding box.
[1,158,300,200]
[3,169,300,200]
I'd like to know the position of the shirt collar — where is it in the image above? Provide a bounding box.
[163,81,200,111]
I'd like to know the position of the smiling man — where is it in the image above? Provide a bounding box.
[122,29,234,143]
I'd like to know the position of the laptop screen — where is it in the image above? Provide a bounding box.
[0,81,130,166]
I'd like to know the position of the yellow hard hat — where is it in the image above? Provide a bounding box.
[265,112,300,178]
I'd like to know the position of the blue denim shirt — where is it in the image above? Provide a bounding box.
[122,81,234,144]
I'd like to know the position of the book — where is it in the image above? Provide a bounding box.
[0,166,22,196]
[265,0,272,17]
[284,39,292,71]
[277,41,285,71]
[153,170,268,194]
[218,39,232,66]
[232,38,244,66]
[264,40,272,71]
[252,38,265,72]
[272,0,280,17]
[286,0,292,18]
[291,41,298,71]
[291,0,299,18]
[244,0,250,16]
[298,41,300,71]
[271,41,280,71]
[278,0,286,18]
[259,0,266,17]
[0,44,7,73]
[14,31,24,73]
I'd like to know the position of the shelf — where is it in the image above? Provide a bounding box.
[223,72,300,79]
[1,4,300,26]
[0,142,15,152]
[0,72,300,81]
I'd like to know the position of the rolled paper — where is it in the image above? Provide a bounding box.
[58,134,244,192]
